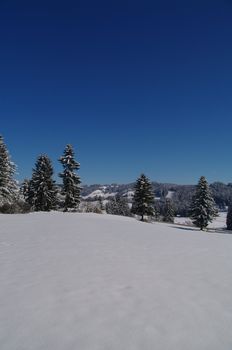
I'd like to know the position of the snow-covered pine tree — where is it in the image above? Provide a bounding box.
[106,194,131,217]
[131,174,154,221]
[0,135,18,207]
[29,155,57,211]
[226,206,232,231]
[163,198,175,223]
[20,179,30,201]
[59,144,81,211]
[190,176,218,230]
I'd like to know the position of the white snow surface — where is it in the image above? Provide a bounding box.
[166,190,175,199]
[82,190,117,199]
[175,212,227,229]
[1,212,232,350]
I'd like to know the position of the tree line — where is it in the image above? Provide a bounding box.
[0,135,232,231]
[0,136,81,213]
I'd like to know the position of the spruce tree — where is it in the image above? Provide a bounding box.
[29,155,57,211]
[163,198,175,223]
[191,176,218,230]
[0,135,18,206]
[131,174,154,221]
[106,194,131,217]
[59,144,81,211]
[226,206,232,231]
[20,179,30,201]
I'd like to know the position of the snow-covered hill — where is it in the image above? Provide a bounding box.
[175,212,227,229]
[0,212,232,349]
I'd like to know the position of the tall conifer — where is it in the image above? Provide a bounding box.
[191,176,217,230]
[59,144,81,211]
[29,155,57,211]
[0,135,18,206]
[131,174,154,221]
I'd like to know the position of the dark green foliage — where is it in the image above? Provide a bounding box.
[29,155,57,211]
[106,194,131,217]
[210,182,232,210]
[0,135,18,206]
[153,200,161,221]
[226,206,232,231]
[172,186,195,217]
[191,176,218,230]
[97,196,105,211]
[0,200,31,214]
[131,174,154,221]
[20,178,30,202]
[59,144,81,211]
[163,199,175,223]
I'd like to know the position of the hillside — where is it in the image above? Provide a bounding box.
[0,212,232,349]
[81,182,232,216]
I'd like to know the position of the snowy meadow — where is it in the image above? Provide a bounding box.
[0,212,232,350]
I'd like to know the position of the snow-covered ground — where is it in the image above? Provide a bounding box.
[175,212,227,229]
[0,212,232,350]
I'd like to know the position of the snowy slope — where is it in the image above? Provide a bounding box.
[0,212,232,350]
[82,189,117,199]
[175,212,227,229]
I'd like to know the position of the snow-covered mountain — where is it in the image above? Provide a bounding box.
[81,183,135,201]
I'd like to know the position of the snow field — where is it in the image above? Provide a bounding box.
[0,212,232,350]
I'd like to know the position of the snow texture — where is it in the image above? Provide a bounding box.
[82,190,117,199]
[175,212,227,229]
[0,212,232,350]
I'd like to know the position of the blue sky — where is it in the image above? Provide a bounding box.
[1,0,232,184]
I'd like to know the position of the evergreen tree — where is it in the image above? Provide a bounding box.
[29,155,57,211]
[0,135,18,206]
[131,174,154,221]
[59,144,81,211]
[106,194,131,217]
[163,198,175,223]
[190,176,218,230]
[98,196,105,211]
[20,179,30,201]
[226,206,232,231]
[153,200,161,221]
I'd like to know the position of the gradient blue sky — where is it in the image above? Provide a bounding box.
[1,0,232,184]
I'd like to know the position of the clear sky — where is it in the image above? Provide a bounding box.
[1,0,232,185]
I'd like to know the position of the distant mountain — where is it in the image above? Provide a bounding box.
[81,181,232,216]
[81,182,194,202]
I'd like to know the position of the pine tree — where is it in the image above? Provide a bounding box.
[98,196,105,211]
[163,198,175,223]
[0,135,18,206]
[29,155,57,211]
[20,179,30,201]
[106,194,131,217]
[226,206,232,231]
[191,176,218,230]
[59,144,81,211]
[131,174,154,221]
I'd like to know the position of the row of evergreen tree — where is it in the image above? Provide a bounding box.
[0,135,232,231]
[0,136,81,212]
[131,173,219,230]
[23,144,81,212]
